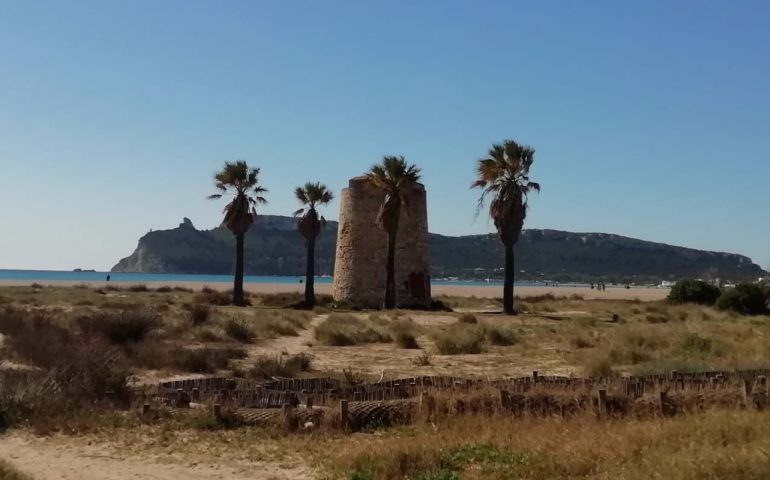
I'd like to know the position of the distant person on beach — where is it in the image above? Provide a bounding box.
[106,274,110,282]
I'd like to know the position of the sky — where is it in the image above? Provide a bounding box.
[0,0,769,271]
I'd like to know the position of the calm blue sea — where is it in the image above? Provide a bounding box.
[0,269,522,287]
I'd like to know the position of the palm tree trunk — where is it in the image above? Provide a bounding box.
[384,229,397,309]
[503,242,515,314]
[233,233,245,306]
[304,237,316,307]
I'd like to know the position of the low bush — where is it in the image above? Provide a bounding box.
[224,318,255,343]
[715,283,769,315]
[185,303,212,326]
[432,325,485,354]
[174,347,246,373]
[314,314,391,346]
[570,334,594,349]
[126,284,150,292]
[195,328,223,342]
[77,310,160,345]
[195,288,231,306]
[390,319,420,349]
[0,459,33,479]
[249,353,313,379]
[458,313,478,324]
[668,280,721,305]
[484,325,519,346]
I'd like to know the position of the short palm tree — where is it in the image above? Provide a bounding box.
[472,140,540,314]
[365,156,422,309]
[293,182,334,308]
[208,160,267,306]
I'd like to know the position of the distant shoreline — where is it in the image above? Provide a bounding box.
[0,279,669,301]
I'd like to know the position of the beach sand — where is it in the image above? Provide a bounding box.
[0,279,669,301]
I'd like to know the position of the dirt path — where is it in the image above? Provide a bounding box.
[0,433,315,480]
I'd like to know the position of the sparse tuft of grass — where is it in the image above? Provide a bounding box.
[249,353,313,379]
[390,318,420,349]
[412,350,434,366]
[432,324,485,355]
[484,325,520,346]
[314,314,391,346]
[458,313,478,324]
[224,318,255,343]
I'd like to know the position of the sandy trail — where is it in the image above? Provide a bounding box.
[0,433,315,480]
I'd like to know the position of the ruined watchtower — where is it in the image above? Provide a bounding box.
[333,176,431,309]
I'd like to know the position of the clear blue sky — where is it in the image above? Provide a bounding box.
[1,0,769,271]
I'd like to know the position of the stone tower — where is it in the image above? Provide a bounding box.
[333,176,431,309]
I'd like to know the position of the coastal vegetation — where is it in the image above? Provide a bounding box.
[293,182,334,308]
[207,160,268,306]
[668,279,769,316]
[473,140,540,315]
[365,156,423,309]
[1,285,770,477]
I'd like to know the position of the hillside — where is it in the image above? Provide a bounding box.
[112,216,767,284]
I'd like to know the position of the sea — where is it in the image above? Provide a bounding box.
[0,269,565,287]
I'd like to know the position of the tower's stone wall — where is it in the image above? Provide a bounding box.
[333,176,431,309]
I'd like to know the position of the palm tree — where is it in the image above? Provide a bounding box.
[365,156,422,309]
[208,160,267,306]
[472,140,540,315]
[293,182,334,308]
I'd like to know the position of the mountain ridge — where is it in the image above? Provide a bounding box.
[112,216,768,284]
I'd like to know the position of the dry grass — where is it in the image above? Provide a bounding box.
[249,353,313,379]
[328,409,770,479]
[314,314,392,346]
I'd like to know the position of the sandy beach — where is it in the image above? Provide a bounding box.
[0,279,669,301]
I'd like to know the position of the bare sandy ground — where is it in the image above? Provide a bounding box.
[0,432,314,480]
[0,280,669,301]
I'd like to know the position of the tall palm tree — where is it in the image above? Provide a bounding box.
[365,156,422,309]
[208,160,267,306]
[472,140,540,315]
[293,182,334,308]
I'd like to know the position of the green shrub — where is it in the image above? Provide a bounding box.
[715,283,768,315]
[432,325,485,354]
[667,280,721,305]
[224,319,255,343]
